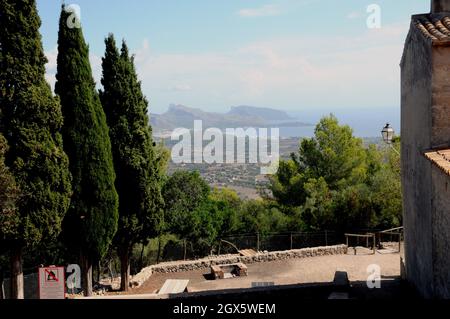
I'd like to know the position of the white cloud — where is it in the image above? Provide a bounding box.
[45,46,58,90]
[237,4,281,18]
[44,22,409,113]
[130,22,408,113]
[89,53,102,86]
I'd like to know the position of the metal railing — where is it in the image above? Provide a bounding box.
[218,231,342,254]
[344,227,404,255]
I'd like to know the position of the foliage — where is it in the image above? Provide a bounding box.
[369,138,402,228]
[0,1,405,274]
[0,0,72,250]
[154,141,171,181]
[269,115,402,232]
[55,6,118,261]
[162,171,210,238]
[0,134,20,252]
[237,200,289,235]
[100,34,164,254]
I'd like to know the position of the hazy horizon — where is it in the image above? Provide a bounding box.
[150,103,399,138]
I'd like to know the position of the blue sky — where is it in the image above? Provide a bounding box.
[38,0,429,117]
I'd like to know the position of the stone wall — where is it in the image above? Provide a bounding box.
[401,17,450,299]
[401,22,435,298]
[431,165,450,298]
[130,245,348,288]
[431,45,450,149]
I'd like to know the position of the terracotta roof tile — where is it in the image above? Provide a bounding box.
[425,149,450,176]
[415,15,450,42]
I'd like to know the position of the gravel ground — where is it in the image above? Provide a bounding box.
[124,251,401,295]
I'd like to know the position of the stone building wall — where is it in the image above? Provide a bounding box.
[431,45,450,148]
[429,42,450,299]
[401,14,450,298]
[401,22,435,298]
[431,165,450,298]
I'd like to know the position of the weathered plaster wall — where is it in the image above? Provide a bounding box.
[429,42,450,299]
[401,25,435,298]
[431,164,450,298]
[431,45,450,148]
[402,21,450,298]
[432,0,450,14]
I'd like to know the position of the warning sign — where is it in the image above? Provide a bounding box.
[38,266,66,299]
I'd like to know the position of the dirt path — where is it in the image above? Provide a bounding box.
[128,252,400,295]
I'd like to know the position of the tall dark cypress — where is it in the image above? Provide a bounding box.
[55,6,118,296]
[100,35,163,291]
[0,134,18,240]
[0,0,72,299]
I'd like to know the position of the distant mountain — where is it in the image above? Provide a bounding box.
[227,106,294,121]
[150,104,312,134]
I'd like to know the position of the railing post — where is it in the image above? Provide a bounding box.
[373,234,376,255]
[325,230,328,246]
[256,233,260,252]
[0,268,4,300]
[290,233,293,250]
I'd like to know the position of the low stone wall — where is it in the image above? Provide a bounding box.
[130,245,348,288]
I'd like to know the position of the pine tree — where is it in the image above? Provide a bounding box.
[100,35,163,291]
[55,6,118,296]
[0,0,72,299]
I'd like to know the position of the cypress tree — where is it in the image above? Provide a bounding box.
[100,35,163,291]
[0,134,19,253]
[55,6,118,296]
[0,0,72,299]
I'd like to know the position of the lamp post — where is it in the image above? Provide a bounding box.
[381,123,400,155]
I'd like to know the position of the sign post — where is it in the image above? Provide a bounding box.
[38,266,66,299]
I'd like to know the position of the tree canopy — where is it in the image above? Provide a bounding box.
[268,115,402,232]
[56,6,119,262]
[0,0,72,250]
[0,134,19,253]
[99,34,163,290]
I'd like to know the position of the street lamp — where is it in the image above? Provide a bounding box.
[381,123,395,144]
[381,123,400,155]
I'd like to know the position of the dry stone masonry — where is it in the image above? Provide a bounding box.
[130,245,348,288]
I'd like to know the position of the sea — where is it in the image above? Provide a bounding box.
[282,107,400,138]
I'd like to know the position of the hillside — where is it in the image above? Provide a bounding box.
[150,104,311,133]
[227,105,294,121]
